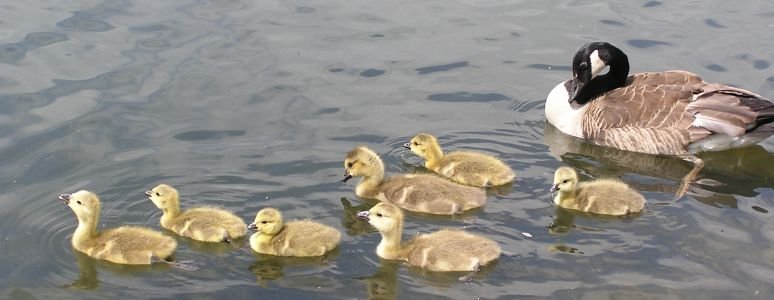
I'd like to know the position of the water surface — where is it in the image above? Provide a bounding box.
[1,0,773,299]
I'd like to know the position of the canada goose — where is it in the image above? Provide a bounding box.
[356,202,500,272]
[59,191,194,269]
[403,133,515,187]
[550,167,646,216]
[545,41,773,156]
[248,208,341,257]
[342,146,486,215]
[145,184,247,243]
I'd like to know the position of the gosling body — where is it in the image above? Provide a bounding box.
[551,167,646,216]
[146,184,246,243]
[248,208,341,257]
[405,133,515,187]
[357,202,500,272]
[60,191,177,265]
[343,146,486,215]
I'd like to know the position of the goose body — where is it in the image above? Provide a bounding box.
[356,202,501,272]
[404,133,515,187]
[343,146,487,215]
[248,208,341,257]
[550,167,646,216]
[546,42,774,156]
[146,184,247,243]
[59,191,177,265]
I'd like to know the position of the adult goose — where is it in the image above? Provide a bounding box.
[545,42,774,156]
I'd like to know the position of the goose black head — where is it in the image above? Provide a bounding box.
[568,42,629,104]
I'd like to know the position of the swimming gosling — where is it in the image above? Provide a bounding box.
[357,202,500,272]
[550,167,646,216]
[248,208,341,257]
[146,184,247,243]
[404,133,515,187]
[343,146,486,215]
[59,191,183,266]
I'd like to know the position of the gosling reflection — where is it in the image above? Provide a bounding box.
[544,123,774,207]
[361,259,400,300]
[341,197,377,236]
[248,250,339,286]
[64,250,99,290]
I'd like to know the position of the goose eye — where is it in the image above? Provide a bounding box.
[155,192,161,196]
[562,180,569,184]
[76,201,82,205]
[261,221,268,224]
[579,62,588,69]
[376,213,383,217]
[347,162,353,168]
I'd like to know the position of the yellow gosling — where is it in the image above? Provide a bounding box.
[550,167,646,216]
[146,184,246,243]
[248,208,341,257]
[357,202,500,272]
[343,146,486,215]
[405,133,515,187]
[59,191,180,266]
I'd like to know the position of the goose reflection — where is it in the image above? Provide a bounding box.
[544,123,774,208]
[360,259,400,300]
[65,249,163,290]
[248,250,339,285]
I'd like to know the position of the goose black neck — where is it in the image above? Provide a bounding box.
[574,48,630,105]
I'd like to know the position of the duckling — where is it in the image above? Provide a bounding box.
[343,146,486,215]
[145,184,247,243]
[550,167,646,216]
[59,190,179,266]
[356,202,500,272]
[404,133,515,187]
[248,208,341,257]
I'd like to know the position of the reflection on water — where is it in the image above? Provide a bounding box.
[1,0,773,298]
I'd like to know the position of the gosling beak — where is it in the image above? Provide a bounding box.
[247,223,258,231]
[549,184,560,193]
[356,210,370,221]
[402,143,411,150]
[342,170,353,183]
[58,193,71,204]
[144,190,152,197]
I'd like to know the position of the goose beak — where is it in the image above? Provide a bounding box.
[342,170,353,183]
[58,193,71,204]
[549,184,560,193]
[568,79,583,103]
[356,210,370,221]
[402,143,411,149]
[247,223,258,231]
[144,190,152,197]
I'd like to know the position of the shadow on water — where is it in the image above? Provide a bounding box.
[543,123,774,209]
[64,250,168,291]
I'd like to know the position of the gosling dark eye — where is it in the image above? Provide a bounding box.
[413,142,419,146]
[155,192,161,196]
[76,201,82,205]
[562,180,569,184]
[579,62,588,69]
[347,162,353,168]
[376,213,383,217]
[261,221,268,224]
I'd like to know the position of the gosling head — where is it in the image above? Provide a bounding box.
[59,190,100,223]
[356,202,403,233]
[145,184,179,210]
[550,167,579,194]
[343,146,382,182]
[403,133,439,159]
[248,208,284,235]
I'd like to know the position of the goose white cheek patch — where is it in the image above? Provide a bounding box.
[590,50,607,78]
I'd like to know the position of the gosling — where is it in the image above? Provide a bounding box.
[59,191,179,266]
[146,184,247,243]
[550,167,646,216]
[404,133,515,187]
[248,208,341,257]
[357,202,501,272]
[343,146,486,215]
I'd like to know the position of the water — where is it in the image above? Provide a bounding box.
[1,0,773,298]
